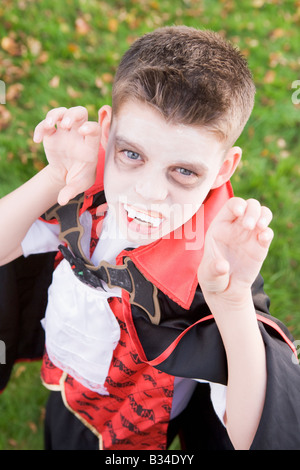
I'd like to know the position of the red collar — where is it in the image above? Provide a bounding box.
[85,147,233,309]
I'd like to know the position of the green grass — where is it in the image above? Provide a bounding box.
[0,0,299,449]
[0,361,49,450]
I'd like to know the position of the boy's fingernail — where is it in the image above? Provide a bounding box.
[61,117,71,127]
[33,131,40,142]
[244,216,255,230]
[80,124,88,132]
[258,217,267,228]
[235,205,245,216]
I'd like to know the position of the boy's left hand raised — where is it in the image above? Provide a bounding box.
[197,197,273,305]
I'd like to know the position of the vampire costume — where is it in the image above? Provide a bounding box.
[0,147,300,450]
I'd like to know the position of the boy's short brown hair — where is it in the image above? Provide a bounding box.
[112,26,255,147]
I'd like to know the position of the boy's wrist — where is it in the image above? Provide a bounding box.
[202,288,255,321]
[44,164,67,191]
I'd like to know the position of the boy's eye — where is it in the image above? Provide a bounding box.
[176,167,194,176]
[171,167,199,186]
[123,150,141,160]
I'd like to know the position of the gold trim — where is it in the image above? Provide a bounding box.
[40,376,61,392]
[101,258,161,324]
[59,372,103,450]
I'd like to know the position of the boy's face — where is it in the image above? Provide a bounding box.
[102,100,239,245]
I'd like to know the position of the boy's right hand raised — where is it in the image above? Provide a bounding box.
[33,106,101,206]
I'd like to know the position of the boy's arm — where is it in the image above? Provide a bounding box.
[197,197,273,450]
[0,106,101,266]
[0,166,64,265]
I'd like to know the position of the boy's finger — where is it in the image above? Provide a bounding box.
[215,197,247,223]
[59,106,89,129]
[256,206,273,230]
[241,198,262,230]
[57,185,78,206]
[44,107,68,127]
[78,121,101,136]
[257,227,274,247]
[33,120,56,143]
[198,258,230,294]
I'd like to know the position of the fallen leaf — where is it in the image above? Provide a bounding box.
[33,160,46,171]
[263,70,276,84]
[277,138,286,148]
[101,73,114,83]
[95,77,109,95]
[0,105,12,130]
[8,439,17,447]
[6,83,24,101]
[269,28,285,40]
[108,18,119,33]
[1,36,21,56]
[75,17,90,35]
[261,148,269,157]
[150,1,159,9]
[49,75,60,88]
[27,37,42,56]
[49,99,60,108]
[67,43,79,54]
[27,421,37,433]
[14,364,26,378]
[67,85,82,98]
[36,50,49,64]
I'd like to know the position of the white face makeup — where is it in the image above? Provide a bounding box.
[102,101,229,245]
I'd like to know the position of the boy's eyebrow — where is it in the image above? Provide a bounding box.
[115,135,147,155]
[115,134,209,173]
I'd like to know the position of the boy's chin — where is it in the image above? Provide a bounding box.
[119,221,165,246]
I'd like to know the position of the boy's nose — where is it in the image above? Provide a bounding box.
[135,174,168,201]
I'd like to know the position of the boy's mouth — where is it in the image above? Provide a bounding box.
[123,203,164,228]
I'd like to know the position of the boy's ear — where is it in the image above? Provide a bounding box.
[98,105,112,150]
[211,146,242,189]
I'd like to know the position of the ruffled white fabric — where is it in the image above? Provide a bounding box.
[37,209,138,394]
[42,259,122,394]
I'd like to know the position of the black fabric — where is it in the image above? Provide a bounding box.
[131,274,272,384]
[0,252,56,391]
[167,383,233,450]
[44,391,99,450]
[251,322,300,450]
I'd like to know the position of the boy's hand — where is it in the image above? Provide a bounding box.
[197,197,273,306]
[33,106,101,205]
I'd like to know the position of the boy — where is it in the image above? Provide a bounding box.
[0,26,299,450]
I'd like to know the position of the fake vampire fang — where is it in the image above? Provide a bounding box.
[124,204,163,228]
